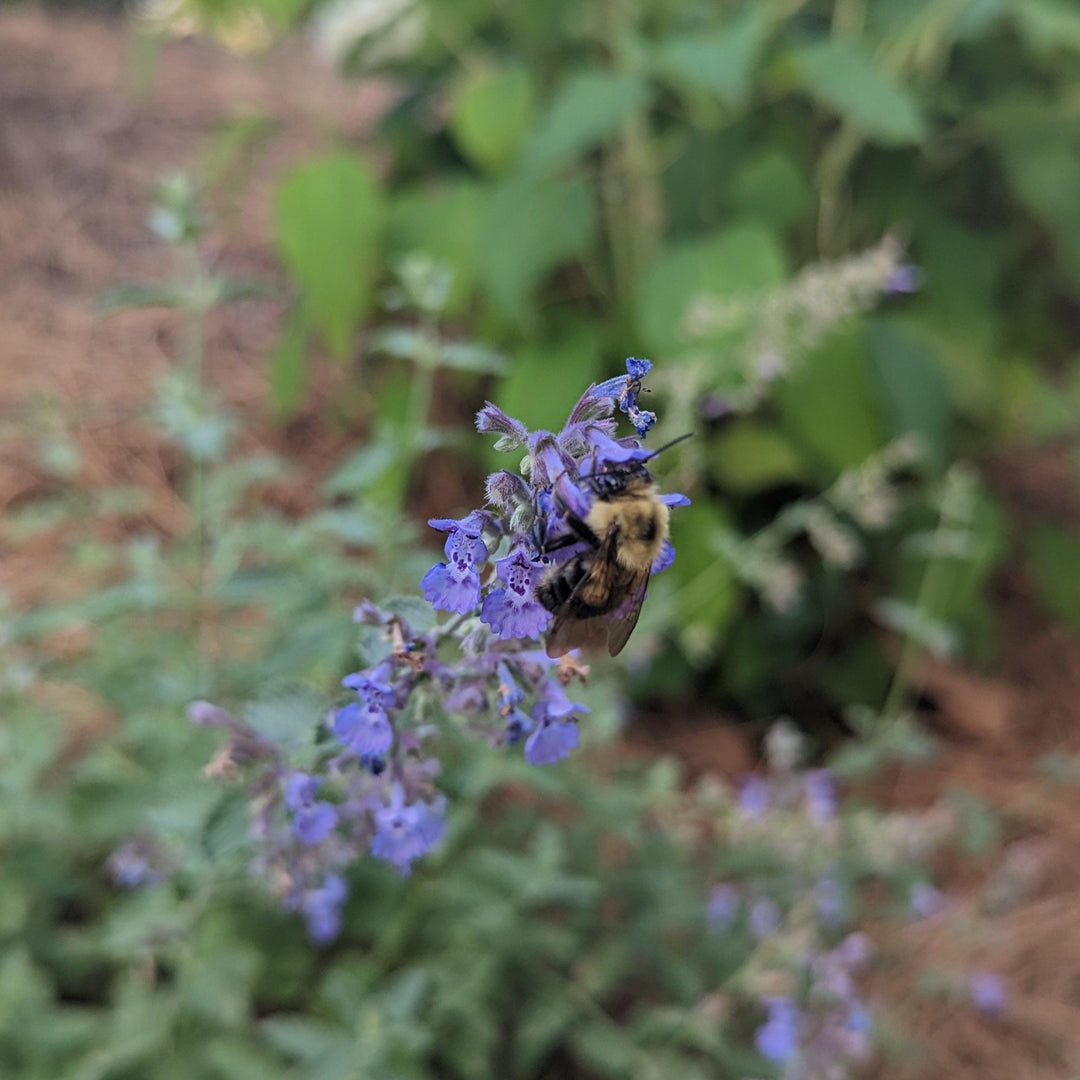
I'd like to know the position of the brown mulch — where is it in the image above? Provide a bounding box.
[2,10,1080,1079]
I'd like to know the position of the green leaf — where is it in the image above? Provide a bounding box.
[478,176,596,323]
[96,283,184,314]
[521,72,650,175]
[651,4,774,107]
[790,40,927,144]
[872,598,957,658]
[776,326,886,472]
[1009,0,1080,56]
[275,153,382,356]
[709,421,806,493]
[450,65,535,174]
[384,181,483,313]
[868,320,951,468]
[244,687,325,752]
[995,128,1080,287]
[494,319,605,433]
[728,148,812,230]
[635,224,787,354]
[1028,524,1080,628]
[570,1021,636,1079]
[270,308,309,414]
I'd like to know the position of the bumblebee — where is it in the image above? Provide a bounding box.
[537,455,673,659]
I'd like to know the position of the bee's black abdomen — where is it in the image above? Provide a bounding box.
[537,557,586,612]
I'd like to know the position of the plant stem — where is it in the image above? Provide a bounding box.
[183,240,210,694]
[880,465,971,724]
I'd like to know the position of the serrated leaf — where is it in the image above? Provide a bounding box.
[521,72,650,175]
[791,40,927,144]
[275,153,382,356]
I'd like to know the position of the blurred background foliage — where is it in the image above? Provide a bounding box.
[226,0,1080,723]
[4,0,1080,1076]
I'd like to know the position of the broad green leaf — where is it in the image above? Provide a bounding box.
[868,320,951,467]
[521,72,650,175]
[777,326,886,473]
[275,153,382,356]
[450,66,535,174]
[270,308,309,414]
[790,40,927,144]
[478,176,596,323]
[651,4,774,107]
[244,687,325,751]
[1009,0,1080,56]
[494,319,605,433]
[385,180,483,312]
[1028,524,1080,628]
[728,148,811,229]
[635,224,787,354]
[996,130,1080,287]
[709,421,806,493]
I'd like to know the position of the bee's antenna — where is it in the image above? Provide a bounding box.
[643,432,693,459]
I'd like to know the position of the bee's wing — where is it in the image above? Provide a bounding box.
[544,528,622,659]
[545,611,610,658]
[605,569,649,657]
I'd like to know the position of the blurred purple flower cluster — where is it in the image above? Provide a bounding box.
[188,359,687,942]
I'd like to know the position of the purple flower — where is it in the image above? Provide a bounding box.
[107,840,163,889]
[284,772,338,846]
[755,997,800,1063]
[738,775,770,819]
[908,882,945,919]
[748,896,780,939]
[504,708,533,744]
[838,931,874,968]
[814,875,845,926]
[524,717,580,766]
[970,972,1007,1017]
[421,520,489,614]
[588,358,657,436]
[651,540,676,574]
[804,769,837,822]
[496,661,524,711]
[580,430,652,472]
[707,884,740,930]
[333,700,393,758]
[370,784,446,875]
[480,550,551,640]
[885,264,924,295]
[475,402,529,450]
[300,874,347,945]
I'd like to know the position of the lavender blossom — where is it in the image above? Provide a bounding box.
[756,997,800,1063]
[194,358,686,940]
[370,784,446,875]
[284,772,338,846]
[970,972,1007,1017]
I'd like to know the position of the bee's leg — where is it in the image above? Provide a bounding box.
[556,509,601,548]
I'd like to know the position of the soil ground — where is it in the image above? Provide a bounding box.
[3,10,1080,1079]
